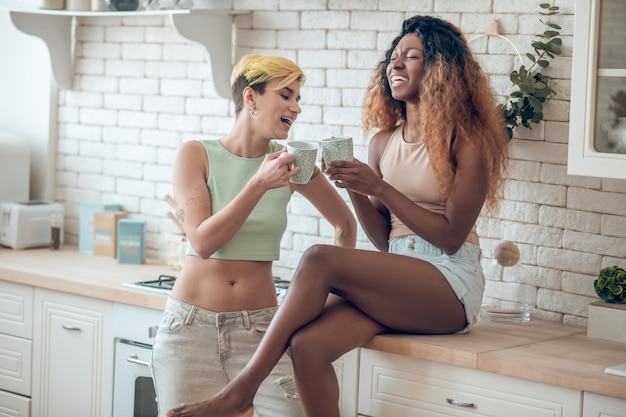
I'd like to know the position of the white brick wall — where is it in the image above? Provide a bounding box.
[53,0,626,326]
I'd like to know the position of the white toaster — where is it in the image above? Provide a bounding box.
[0,201,64,249]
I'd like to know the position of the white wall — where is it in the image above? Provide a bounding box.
[0,0,56,201]
[9,0,626,326]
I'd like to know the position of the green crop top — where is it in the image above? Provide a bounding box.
[186,139,291,261]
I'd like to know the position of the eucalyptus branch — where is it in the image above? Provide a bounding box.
[500,3,563,139]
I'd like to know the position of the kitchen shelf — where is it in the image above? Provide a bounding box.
[6,7,249,98]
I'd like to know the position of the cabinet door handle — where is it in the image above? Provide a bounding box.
[446,398,476,408]
[62,324,81,331]
[127,354,150,367]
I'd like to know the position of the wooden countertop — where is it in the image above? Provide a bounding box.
[0,245,170,310]
[365,321,626,400]
[2,246,626,399]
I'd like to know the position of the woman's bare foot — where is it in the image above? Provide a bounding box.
[165,396,254,417]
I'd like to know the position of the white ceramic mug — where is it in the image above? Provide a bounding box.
[321,137,353,167]
[286,141,318,184]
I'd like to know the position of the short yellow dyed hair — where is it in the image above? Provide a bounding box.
[230,54,305,115]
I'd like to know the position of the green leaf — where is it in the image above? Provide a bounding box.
[520,80,536,94]
[533,87,551,100]
[528,95,542,109]
[537,59,550,68]
[547,39,563,54]
[607,281,623,295]
[531,41,547,50]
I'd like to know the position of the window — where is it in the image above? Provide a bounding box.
[568,0,626,179]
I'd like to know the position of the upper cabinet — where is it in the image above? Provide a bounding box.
[7,8,248,98]
[568,0,626,179]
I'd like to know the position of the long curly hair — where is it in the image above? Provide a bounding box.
[363,15,509,212]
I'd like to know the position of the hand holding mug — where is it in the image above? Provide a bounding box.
[325,158,382,196]
[255,149,298,189]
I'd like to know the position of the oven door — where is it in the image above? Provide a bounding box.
[113,339,158,417]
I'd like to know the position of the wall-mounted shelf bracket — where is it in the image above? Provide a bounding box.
[171,11,242,99]
[9,11,72,89]
[7,8,248,99]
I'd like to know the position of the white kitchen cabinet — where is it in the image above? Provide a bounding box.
[0,389,30,416]
[334,348,359,417]
[568,0,626,179]
[583,392,626,417]
[0,280,33,416]
[32,288,113,417]
[0,280,33,339]
[358,348,581,417]
[0,334,32,396]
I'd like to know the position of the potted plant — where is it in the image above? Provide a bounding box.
[588,265,626,344]
[500,3,562,140]
[594,265,626,304]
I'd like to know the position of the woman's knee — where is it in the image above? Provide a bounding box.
[289,327,331,364]
[300,244,340,269]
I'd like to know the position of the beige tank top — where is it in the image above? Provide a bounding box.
[379,124,478,245]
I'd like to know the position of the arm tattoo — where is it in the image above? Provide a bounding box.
[172,195,185,223]
[335,220,351,242]
[177,187,206,225]
[186,186,205,206]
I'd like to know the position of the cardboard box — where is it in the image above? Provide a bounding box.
[117,219,146,264]
[587,301,626,344]
[79,202,122,254]
[93,211,127,258]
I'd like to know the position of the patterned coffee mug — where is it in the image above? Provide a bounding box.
[321,137,353,167]
[286,141,318,184]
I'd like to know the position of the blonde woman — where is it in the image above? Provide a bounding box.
[151,54,356,417]
[166,15,509,417]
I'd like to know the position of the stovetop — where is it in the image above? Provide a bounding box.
[123,274,176,294]
[124,275,291,300]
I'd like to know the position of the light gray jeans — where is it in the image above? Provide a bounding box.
[151,297,305,417]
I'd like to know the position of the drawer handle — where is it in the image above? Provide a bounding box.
[127,354,150,367]
[446,398,476,408]
[62,324,81,331]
